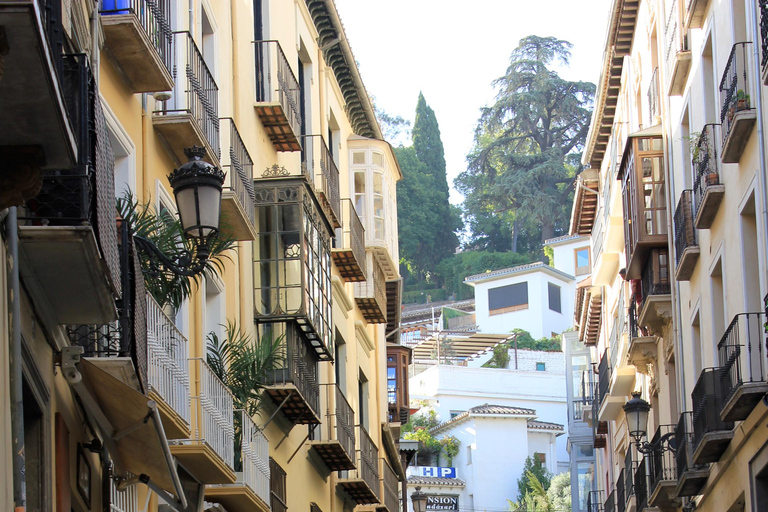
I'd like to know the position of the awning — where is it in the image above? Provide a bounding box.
[570,169,599,236]
[62,350,188,509]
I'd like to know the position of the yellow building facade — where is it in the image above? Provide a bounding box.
[571,0,768,511]
[0,0,406,511]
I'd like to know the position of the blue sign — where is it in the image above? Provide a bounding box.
[413,466,457,478]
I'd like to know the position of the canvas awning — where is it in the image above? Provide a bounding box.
[62,351,188,510]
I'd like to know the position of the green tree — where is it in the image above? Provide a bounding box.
[456,35,595,255]
[434,250,535,300]
[397,94,462,281]
[516,456,553,501]
[508,471,570,512]
[546,472,571,512]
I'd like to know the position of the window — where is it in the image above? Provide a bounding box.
[25,381,45,511]
[270,458,287,512]
[350,149,390,243]
[488,282,528,315]
[536,362,546,372]
[387,367,397,404]
[574,247,590,275]
[335,330,346,390]
[548,282,561,313]
[535,452,546,465]
[450,410,464,419]
[201,5,216,79]
[466,445,472,465]
[358,370,369,431]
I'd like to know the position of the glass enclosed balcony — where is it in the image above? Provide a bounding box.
[253,178,334,360]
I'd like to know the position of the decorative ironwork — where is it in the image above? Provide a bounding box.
[692,124,720,216]
[717,312,767,408]
[761,1,768,68]
[641,248,671,310]
[617,470,626,512]
[263,164,290,178]
[382,459,399,512]
[222,118,256,225]
[648,424,677,495]
[719,42,753,143]
[254,40,302,142]
[264,322,321,417]
[691,368,734,452]
[674,189,697,267]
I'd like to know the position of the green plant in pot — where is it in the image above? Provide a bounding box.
[736,89,750,111]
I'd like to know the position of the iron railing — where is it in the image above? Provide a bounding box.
[358,426,380,499]
[641,249,671,310]
[649,424,677,495]
[238,410,270,506]
[674,189,697,267]
[604,489,616,512]
[302,135,341,224]
[588,490,605,512]
[691,368,734,452]
[648,67,660,125]
[635,458,648,510]
[335,199,366,278]
[317,384,356,462]
[717,312,767,406]
[617,471,626,512]
[146,292,191,426]
[156,32,220,157]
[719,42,754,143]
[381,459,399,512]
[761,1,768,68]
[598,347,610,407]
[267,323,320,416]
[692,124,720,217]
[221,118,256,227]
[187,358,235,469]
[629,300,639,339]
[270,458,287,512]
[99,0,173,75]
[624,449,635,504]
[254,40,302,139]
[354,254,387,315]
[609,317,620,372]
[674,411,708,487]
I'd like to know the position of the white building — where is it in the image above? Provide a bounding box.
[464,235,590,339]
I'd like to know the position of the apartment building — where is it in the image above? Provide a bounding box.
[0,0,407,511]
[568,0,768,511]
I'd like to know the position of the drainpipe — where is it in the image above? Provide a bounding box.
[7,206,26,512]
[748,0,768,298]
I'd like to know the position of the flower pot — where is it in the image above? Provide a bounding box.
[707,172,719,186]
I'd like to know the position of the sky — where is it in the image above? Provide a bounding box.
[334,0,614,203]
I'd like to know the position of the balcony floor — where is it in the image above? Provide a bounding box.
[254,103,301,151]
[169,442,236,484]
[331,249,366,282]
[101,14,174,93]
[720,381,768,423]
[206,484,270,512]
[721,110,756,163]
[308,440,356,471]
[695,185,725,229]
[221,192,258,241]
[337,479,379,505]
[649,479,677,510]
[356,297,387,324]
[673,467,709,498]
[675,246,700,281]
[692,430,734,465]
[150,390,191,441]
[152,112,220,167]
[265,385,321,425]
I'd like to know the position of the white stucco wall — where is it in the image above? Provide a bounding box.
[547,236,591,282]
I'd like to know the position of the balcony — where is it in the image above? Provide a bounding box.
[604,489,615,512]
[587,490,604,512]
[674,412,709,498]
[634,458,648,511]
[691,368,734,464]
[338,425,381,504]
[270,458,287,512]
[622,450,637,512]
[617,471,626,512]
[648,425,677,509]
[262,322,320,424]
[253,179,334,360]
[302,135,341,228]
[761,1,768,84]
[637,248,672,332]
[153,32,220,166]
[674,190,699,281]
[608,305,636,398]
[354,253,387,324]
[717,312,768,422]
[99,0,173,92]
[665,2,691,96]
[220,119,257,241]
[380,458,400,512]
[205,411,271,512]
[598,347,622,421]
[685,0,709,28]
[254,40,301,151]
[332,199,367,282]
[170,358,236,484]
[18,54,121,325]
[0,0,78,173]
[627,300,657,371]
[719,42,756,163]
[692,124,724,229]
[146,293,191,440]
[620,131,667,280]
[309,384,356,470]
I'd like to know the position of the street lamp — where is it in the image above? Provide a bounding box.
[134,146,226,277]
[411,486,427,512]
[623,392,676,454]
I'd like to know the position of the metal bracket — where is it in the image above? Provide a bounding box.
[262,390,294,431]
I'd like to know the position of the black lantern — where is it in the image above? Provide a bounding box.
[134,146,226,277]
[623,392,675,454]
[411,486,428,512]
[168,146,226,240]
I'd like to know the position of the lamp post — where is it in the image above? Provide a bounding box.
[411,486,427,512]
[623,392,676,454]
[134,146,226,277]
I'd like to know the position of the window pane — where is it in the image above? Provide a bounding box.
[372,152,383,167]
[353,151,366,164]
[355,171,366,193]
[373,172,383,193]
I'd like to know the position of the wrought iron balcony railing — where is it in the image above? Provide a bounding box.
[588,490,605,512]
[332,199,367,282]
[146,292,191,427]
[692,123,723,227]
[674,189,698,280]
[674,411,709,497]
[302,135,341,227]
[692,368,734,462]
[717,312,768,421]
[604,489,616,512]
[719,42,754,143]
[641,248,671,310]
[254,40,302,151]
[239,410,271,505]
[311,383,356,470]
[624,449,635,503]
[648,67,660,125]
[598,347,610,408]
[221,118,256,236]
[381,458,399,512]
[354,253,387,323]
[155,31,220,159]
[187,358,235,469]
[634,457,648,510]
[649,424,677,496]
[617,471,625,512]
[761,2,768,69]
[359,426,380,499]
